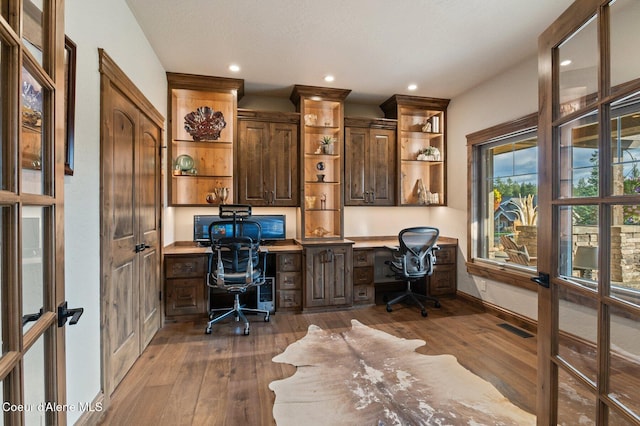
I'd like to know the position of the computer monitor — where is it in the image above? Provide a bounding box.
[193,214,286,244]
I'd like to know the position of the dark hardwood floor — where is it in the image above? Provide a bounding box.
[97,298,538,425]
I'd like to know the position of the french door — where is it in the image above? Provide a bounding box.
[0,1,68,425]
[538,0,640,424]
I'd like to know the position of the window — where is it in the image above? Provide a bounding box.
[467,113,538,289]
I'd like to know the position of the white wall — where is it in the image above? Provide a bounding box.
[64,0,166,423]
[447,56,540,320]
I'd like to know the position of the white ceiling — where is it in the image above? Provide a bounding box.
[125,0,573,105]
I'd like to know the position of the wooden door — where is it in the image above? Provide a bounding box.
[0,1,68,424]
[238,119,298,206]
[99,50,163,398]
[368,128,395,205]
[270,122,298,206]
[345,126,368,205]
[304,245,352,308]
[138,113,161,348]
[238,120,270,205]
[327,245,352,306]
[538,1,640,424]
[345,126,396,205]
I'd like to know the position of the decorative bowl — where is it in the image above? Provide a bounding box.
[184,106,226,141]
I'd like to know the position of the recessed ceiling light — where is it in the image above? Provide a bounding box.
[408,84,417,91]
[560,59,572,67]
[229,64,240,72]
[324,75,335,82]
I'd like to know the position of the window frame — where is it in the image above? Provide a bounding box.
[466,112,539,291]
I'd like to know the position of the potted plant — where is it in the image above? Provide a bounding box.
[319,136,335,154]
[417,146,440,161]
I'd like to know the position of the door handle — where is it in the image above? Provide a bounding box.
[58,301,84,327]
[23,308,44,326]
[135,243,150,253]
[531,272,550,288]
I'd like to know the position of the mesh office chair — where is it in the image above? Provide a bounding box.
[385,227,441,317]
[205,205,270,335]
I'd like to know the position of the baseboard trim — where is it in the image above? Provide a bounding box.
[72,391,105,426]
[456,291,538,335]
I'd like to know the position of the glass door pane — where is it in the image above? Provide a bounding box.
[609,307,640,417]
[558,15,598,118]
[610,0,640,91]
[558,111,599,199]
[557,367,596,425]
[21,206,45,334]
[23,335,46,425]
[609,92,640,198]
[21,66,48,195]
[0,37,8,192]
[22,0,44,66]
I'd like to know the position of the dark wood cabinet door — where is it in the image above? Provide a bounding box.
[345,126,368,205]
[238,119,298,206]
[270,122,299,206]
[368,128,396,205]
[304,245,352,308]
[345,126,396,206]
[238,120,270,205]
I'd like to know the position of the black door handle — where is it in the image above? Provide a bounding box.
[531,272,550,288]
[23,308,44,326]
[135,243,151,253]
[58,301,84,327]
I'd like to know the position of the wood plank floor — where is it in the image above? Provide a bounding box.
[97,298,538,425]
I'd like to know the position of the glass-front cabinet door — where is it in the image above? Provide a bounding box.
[538,1,640,424]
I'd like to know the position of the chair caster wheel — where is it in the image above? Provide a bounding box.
[386,305,393,312]
[244,329,250,336]
[434,301,441,308]
[264,316,270,322]
[205,328,212,334]
[421,309,428,317]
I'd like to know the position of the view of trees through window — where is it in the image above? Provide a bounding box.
[480,131,538,267]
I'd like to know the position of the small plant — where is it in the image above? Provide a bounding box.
[320,136,334,146]
[417,146,440,161]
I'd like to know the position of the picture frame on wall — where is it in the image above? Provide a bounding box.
[64,35,77,175]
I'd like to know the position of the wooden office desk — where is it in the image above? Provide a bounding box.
[163,236,457,319]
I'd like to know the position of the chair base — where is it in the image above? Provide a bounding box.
[385,280,440,317]
[205,292,270,335]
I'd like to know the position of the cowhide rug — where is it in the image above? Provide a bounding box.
[269,319,535,425]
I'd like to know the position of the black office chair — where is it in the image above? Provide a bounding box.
[385,227,441,317]
[205,205,270,335]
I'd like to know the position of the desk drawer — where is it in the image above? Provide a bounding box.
[277,271,301,290]
[353,249,374,267]
[353,266,374,285]
[165,255,206,278]
[277,290,302,309]
[353,284,374,305]
[277,253,301,272]
[435,246,456,265]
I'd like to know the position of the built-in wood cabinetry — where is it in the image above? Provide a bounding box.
[167,73,244,206]
[302,241,353,310]
[291,85,351,240]
[237,110,299,206]
[352,248,375,305]
[345,117,397,206]
[164,254,207,317]
[429,244,457,296]
[380,95,450,206]
[275,252,303,311]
